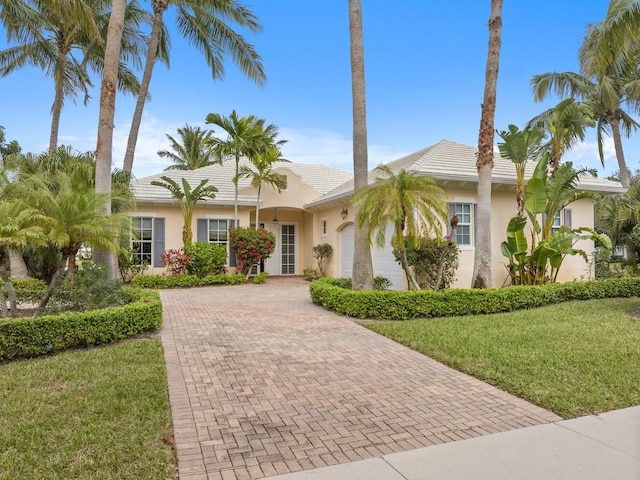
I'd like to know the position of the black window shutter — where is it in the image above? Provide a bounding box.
[153,218,165,267]
[197,219,208,243]
[564,209,572,229]
[229,219,236,267]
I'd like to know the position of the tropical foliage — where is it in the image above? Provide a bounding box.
[395,237,460,291]
[150,176,218,247]
[352,166,447,291]
[159,125,218,171]
[235,145,289,226]
[205,110,285,223]
[123,0,265,174]
[0,0,147,151]
[500,154,610,285]
[0,154,131,315]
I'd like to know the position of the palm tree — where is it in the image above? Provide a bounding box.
[235,146,289,227]
[122,0,266,175]
[159,125,218,171]
[150,176,218,247]
[205,111,284,223]
[0,200,47,316]
[472,0,504,289]
[5,168,130,313]
[352,166,447,291]
[580,0,640,79]
[94,0,127,280]
[348,0,374,291]
[526,98,595,175]
[0,0,146,151]
[532,47,640,187]
[496,124,545,215]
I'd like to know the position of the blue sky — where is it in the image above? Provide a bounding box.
[1,1,635,179]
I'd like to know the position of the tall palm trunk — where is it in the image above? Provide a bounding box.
[123,3,167,174]
[95,0,126,279]
[472,0,503,289]
[234,152,240,223]
[8,248,28,278]
[49,48,67,151]
[348,0,373,290]
[255,183,262,227]
[610,115,630,188]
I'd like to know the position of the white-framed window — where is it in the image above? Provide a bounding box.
[321,218,328,237]
[208,219,229,246]
[549,209,572,234]
[551,212,562,234]
[131,217,153,265]
[449,203,473,246]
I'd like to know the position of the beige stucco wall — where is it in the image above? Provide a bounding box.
[310,187,597,288]
[129,203,253,275]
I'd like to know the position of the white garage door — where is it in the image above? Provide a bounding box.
[340,223,354,279]
[339,223,405,290]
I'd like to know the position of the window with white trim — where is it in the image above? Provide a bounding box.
[208,219,229,246]
[449,203,472,246]
[549,209,572,234]
[321,219,327,237]
[551,211,562,234]
[131,217,153,265]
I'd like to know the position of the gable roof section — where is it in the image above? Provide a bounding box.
[131,158,353,205]
[273,163,353,195]
[305,139,625,209]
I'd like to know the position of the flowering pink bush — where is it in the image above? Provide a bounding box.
[160,248,193,276]
[229,227,276,276]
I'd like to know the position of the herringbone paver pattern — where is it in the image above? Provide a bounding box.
[160,278,561,480]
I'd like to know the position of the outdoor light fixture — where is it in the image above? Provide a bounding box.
[272,208,279,226]
[340,208,348,220]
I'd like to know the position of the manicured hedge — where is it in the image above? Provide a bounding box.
[2,278,47,303]
[0,288,162,362]
[309,277,640,320]
[132,273,247,289]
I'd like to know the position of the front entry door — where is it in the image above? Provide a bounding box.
[280,224,296,275]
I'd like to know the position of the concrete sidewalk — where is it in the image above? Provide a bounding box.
[268,406,640,480]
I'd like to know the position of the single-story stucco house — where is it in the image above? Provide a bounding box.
[129,140,625,288]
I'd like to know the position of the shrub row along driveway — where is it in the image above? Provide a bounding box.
[160,278,560,480]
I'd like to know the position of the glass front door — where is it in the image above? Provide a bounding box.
[281,224,296,275]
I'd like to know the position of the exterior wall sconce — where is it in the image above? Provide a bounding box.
[340,208,348,220]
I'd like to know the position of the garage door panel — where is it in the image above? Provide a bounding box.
[340,223,405,290]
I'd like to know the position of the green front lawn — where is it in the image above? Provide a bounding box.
[364,298,640,418]
[0,339,177,480]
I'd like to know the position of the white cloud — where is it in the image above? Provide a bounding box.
[60,119,410,178]
[563,138,616,174]
[278,127,407,172]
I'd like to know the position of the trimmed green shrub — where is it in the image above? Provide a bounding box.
[132,273,246,289]
[3,278,46,304]
[184,242,227,277]
[252,272,268,284]
[47,267,126,314]
[309,277,640,320]
[0,288,162,362]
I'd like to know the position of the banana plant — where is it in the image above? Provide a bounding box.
[500,151,609,284]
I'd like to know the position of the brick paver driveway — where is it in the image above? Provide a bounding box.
[160,278,560,480]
